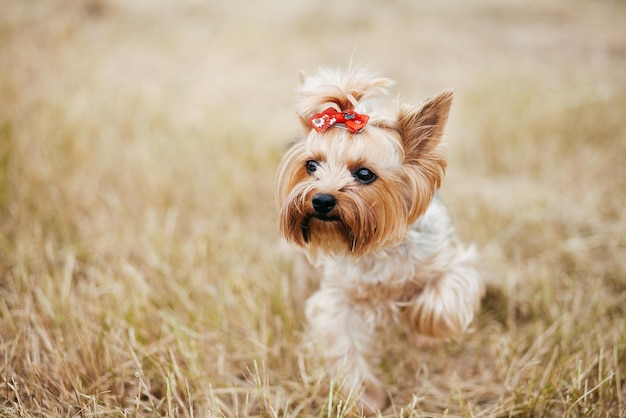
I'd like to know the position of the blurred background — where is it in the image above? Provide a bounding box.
[1,0,625,416]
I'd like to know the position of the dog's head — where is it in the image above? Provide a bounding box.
[276,67,452,257]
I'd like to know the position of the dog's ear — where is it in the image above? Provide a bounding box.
[397,89,453,160]
[397,90,452,223]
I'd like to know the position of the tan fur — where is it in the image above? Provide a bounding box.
[276,67,485,415]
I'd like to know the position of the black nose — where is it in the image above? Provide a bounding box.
[312,193,336,214]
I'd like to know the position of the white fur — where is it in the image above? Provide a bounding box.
[301,195,484,413]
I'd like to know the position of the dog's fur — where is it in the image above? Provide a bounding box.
[276,67,484,414]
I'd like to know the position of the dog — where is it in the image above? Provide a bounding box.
[276,66,484,414]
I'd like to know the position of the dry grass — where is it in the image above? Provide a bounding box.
[1,0,625,416]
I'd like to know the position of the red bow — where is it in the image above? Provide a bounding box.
[308,107,369,134]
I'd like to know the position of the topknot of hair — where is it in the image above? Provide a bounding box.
[296,67,394,119]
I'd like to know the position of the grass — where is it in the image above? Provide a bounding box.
[1,0,625,416]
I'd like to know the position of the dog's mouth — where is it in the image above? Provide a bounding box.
[301,215,340,243]
[313,214,340,222]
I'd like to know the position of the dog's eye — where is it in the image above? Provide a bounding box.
[353,167,377,184]
[306,160,319,175]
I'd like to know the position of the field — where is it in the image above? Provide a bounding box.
[1,0,625,416]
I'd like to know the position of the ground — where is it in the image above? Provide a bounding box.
[1,0,625,416]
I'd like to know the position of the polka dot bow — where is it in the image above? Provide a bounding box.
[308,108,369,134]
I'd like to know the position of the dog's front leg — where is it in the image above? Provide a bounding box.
[405,251,483,339]
[305,287,388,414]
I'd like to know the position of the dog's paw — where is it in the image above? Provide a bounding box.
[356,379,389,416]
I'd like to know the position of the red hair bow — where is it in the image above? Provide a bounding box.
[308,107,369,134]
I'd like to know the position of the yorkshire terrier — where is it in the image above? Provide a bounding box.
[276,67,484,414]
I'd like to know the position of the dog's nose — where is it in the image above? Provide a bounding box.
[312,193,336,214]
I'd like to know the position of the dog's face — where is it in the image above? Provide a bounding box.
[276,69,452,257]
